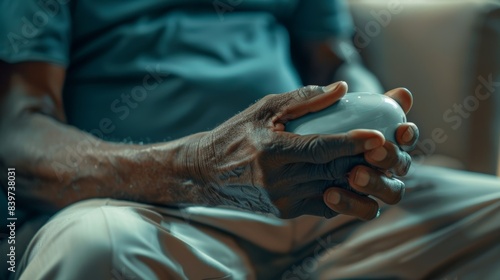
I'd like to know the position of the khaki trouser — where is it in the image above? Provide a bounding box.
[13,165,500,279]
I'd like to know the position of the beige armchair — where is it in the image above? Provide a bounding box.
[348,0,500,175]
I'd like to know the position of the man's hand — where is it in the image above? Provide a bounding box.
[324,88,419,220]
[2,60,416,219]
[189,82,409,219]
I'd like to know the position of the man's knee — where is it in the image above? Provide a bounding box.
[19,202,146,279]
[31,204,113,258]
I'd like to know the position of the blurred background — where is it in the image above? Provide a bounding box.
[347,0,500,175]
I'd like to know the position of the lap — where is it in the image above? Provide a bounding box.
[17,199,263,279]
[15,165,500,280]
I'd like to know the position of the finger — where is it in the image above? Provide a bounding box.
[280,163,351,188]
[273,81,348,123]
[290,196,340,219]
[324,187,380,221]
[273,193,338,219]
[348,166,405,205]
[384,87,413,114]
[284,129,385,164]
[395,122,419,151]
[298,155,366,183]
[364,141,412,176]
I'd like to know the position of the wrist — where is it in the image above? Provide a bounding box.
[180,131,280,215]
[179,131,212,186]
[104,133,208,205]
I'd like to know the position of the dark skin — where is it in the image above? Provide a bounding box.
[0,40,418,219]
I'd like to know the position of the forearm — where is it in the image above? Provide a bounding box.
[0,111,206,213]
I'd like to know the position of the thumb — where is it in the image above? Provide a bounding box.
[384,87,413,114]
[275,81,348,123]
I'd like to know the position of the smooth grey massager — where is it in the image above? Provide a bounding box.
[286,92,406,143]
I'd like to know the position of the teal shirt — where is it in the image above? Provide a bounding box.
[1,0,353,142]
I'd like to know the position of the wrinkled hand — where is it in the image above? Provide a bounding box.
[191,82,395,218]
[323,88,419,220]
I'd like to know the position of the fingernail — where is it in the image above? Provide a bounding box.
[355,169,370,187]
[365,138,383,150]
[369,147,387,161]
[327,192,341,205]
[403,127,414,142]
[323,81,344,92]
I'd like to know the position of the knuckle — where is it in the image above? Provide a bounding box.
[252,94,281,119]
[307,134,356,163]
[256,135,275,151]
[323,134,352,159]
[329,157,360,180]
[386,144,400,167]
[322,163,339,180]
[396,151,412,176]
[363,200,380,220]
[255,137,282,163]
[337,134,354,155]
[252,160,274,187]
[256,94,279,110]
[377,144,400,171]
[295,85,318,101]
[308,136,329,163]
[387,180,405,205]
[295,87,309,100]
[262,93,278,102]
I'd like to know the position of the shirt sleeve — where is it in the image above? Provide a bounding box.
[288,0,354,40]
[0,0,72,66]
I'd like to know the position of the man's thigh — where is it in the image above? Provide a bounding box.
[15,198,298,280]
[15,165,500,279]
